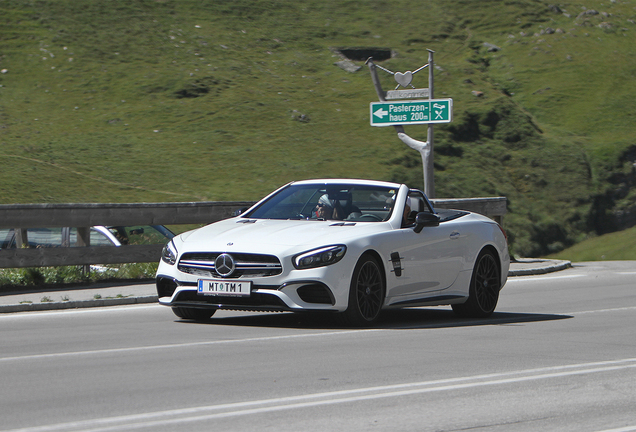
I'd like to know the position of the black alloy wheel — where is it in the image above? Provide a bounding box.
[452,249,500,318]
[345,254,385,326]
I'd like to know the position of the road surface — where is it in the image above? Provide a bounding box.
[1,261,635,431]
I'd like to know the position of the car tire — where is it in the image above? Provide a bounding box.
[452,249,500,318]
[344,254,385,326]
[171,307,216,321]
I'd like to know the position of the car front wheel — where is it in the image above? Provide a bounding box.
[344,254,385,326]
[172,307,216,321]
[452,249,500,318]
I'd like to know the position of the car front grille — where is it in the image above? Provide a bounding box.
[178,252,282,278]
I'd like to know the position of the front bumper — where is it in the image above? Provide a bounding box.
[156,275,342,313]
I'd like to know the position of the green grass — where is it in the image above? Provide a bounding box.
[1,0,636,259]
[548,226,636,262]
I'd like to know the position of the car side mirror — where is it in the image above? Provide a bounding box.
[413,212,440,233]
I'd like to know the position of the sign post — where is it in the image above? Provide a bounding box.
[365,50,450,198]
[426,49,436,199]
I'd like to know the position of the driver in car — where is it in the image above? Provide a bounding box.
[316,194,343,220]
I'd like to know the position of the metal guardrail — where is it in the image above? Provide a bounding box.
[0,202,253,268]
[0,198,506,269]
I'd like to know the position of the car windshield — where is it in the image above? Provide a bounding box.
[244,183,398,222]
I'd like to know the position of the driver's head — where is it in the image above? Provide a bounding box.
[316,194,335,219]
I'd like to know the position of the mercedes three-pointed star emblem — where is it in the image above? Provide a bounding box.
[215,253,236,277]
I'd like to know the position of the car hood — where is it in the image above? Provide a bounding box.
[177,218,383,254]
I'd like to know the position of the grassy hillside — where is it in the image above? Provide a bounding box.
[1,0,635,257]
[548,225,636,261]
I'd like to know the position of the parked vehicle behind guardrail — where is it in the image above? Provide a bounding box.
[0,225,174,249]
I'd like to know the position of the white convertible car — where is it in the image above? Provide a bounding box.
[156,179,509,325]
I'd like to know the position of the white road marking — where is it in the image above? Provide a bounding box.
[571,306,636,315]
[594,428,636,432]
[4,302,636,363]
[4,358,636,432]
[0,304,161,319]
[0,329,381,363]
[507,274,585,282]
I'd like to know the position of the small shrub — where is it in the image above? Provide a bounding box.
[0,263,157,290]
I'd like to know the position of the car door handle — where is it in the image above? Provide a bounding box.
[450,231,460,240]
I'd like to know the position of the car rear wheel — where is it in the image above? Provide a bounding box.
[344,254,385,326]
[172,307,216,321]
[452,249,500,318]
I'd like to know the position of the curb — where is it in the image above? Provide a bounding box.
[0,295,158,314]
[508,259,572,277]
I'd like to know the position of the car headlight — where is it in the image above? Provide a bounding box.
[293,245,346,270]
[161,241,178,265]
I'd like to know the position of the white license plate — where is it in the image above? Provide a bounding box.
[197,279,251,297]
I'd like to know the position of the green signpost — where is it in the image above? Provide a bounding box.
[370,98,453,127]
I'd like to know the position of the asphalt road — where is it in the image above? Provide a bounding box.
[1,261,635,432]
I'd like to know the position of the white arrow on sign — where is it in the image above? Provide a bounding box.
[373,107,388,119]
